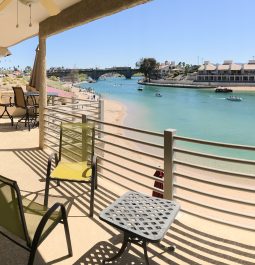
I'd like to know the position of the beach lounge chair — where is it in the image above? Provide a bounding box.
[0,175,72,265]
[44,122,97,217]
[12,86,38,131]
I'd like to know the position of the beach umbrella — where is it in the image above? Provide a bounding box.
[0,47,11,58]
[29,45,39,90]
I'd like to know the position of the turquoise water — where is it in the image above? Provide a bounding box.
[80,77,255,158]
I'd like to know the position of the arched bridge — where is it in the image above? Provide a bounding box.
[47,67,140,81]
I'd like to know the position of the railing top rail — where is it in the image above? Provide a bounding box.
[53,95,99,102]
[95,128,164,149]
[44,110,82,119]
[45,103,98,110]
[88,118,164,137]
[174,135,255,151]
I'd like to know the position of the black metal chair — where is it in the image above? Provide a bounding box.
[44,122,97,217]
[0,175,72,265]
[0,94,14,126]
[12,87,38,131]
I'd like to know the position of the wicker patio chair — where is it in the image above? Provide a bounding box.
[12,86,38,131]
[0,175,72,265]
[44,122,97,217]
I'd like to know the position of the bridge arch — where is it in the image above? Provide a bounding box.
[47,68,141,82]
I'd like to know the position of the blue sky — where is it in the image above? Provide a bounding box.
[1,0,255,69]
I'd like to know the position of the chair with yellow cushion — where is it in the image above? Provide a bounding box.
[44,122,97,217]
[0,175,72,265]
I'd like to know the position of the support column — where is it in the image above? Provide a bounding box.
[38,35,47,149]
[164,129,176,200]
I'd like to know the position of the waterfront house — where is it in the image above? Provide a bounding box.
[197,59,255,83]
[158,61,176,78]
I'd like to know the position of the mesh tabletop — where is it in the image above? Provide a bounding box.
[100,191,180,242]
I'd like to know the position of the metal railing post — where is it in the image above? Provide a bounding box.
[82,114,87,123]
[99,99,104,138]
[71,95,76,122]
[82,114,87,161]
[164,129,176,200]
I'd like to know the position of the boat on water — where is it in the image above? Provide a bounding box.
[215,87,233,93]
[155,92,162,97]
[137,86,143,91]
[226,96,242,102]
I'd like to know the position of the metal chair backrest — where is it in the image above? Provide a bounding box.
[13,86,26,108]
[59,122,95,165]
[0,175,30,245]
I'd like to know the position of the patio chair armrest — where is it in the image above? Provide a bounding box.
[92,155,97,167]
[47,153,59,178]
[92,155,97,175]
[82,155,97,178]
[9,96,14,107]
[31,203,67,247]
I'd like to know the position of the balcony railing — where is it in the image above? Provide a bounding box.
[43,99,255,232]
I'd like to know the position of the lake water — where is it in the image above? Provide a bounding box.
[80,77,255,158]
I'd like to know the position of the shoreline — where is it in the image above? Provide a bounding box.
[104,98,127,126]
[139,80,255,91]
[138,80,215,89]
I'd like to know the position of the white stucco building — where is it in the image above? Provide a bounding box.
[197,60,255,82]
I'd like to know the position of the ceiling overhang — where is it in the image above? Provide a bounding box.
[40,0,150,38]
[0,0,151,48]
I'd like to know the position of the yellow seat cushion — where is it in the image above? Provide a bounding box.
[51,161,92,182]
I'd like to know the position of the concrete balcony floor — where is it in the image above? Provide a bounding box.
[0,122,254,265]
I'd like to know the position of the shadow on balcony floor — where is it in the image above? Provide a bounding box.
[73,240,157,265]
[0,147,254,264]
[0,233,45,265]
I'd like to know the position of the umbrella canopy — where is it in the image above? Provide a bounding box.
[29,46,39,90]
[0,47,11,57]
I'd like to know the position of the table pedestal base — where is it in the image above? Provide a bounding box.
[103,233,175,265]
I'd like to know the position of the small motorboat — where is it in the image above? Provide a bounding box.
[155,92,162,97]
[215,87,233,93]
[226,96,242,102]
[137,86,143,91]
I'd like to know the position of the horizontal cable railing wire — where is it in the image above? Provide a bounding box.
[97,154,163,183]
[173,135,255,231]
[44,104,255,230]
[174,147,255,165]
[89,118,163,137]
[174,172,254,192]
[97,163,162,193]
[97,171,164,195]
[96,137,163,160]
[44,104,164,195]
[173,182,255,205]
[174,159,255,179]
[95,128,163,149]
[95,145,162,171]
[175,135,255,151]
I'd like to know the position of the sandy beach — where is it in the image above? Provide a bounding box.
[104,98,127,124]
[226,85,255,91]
